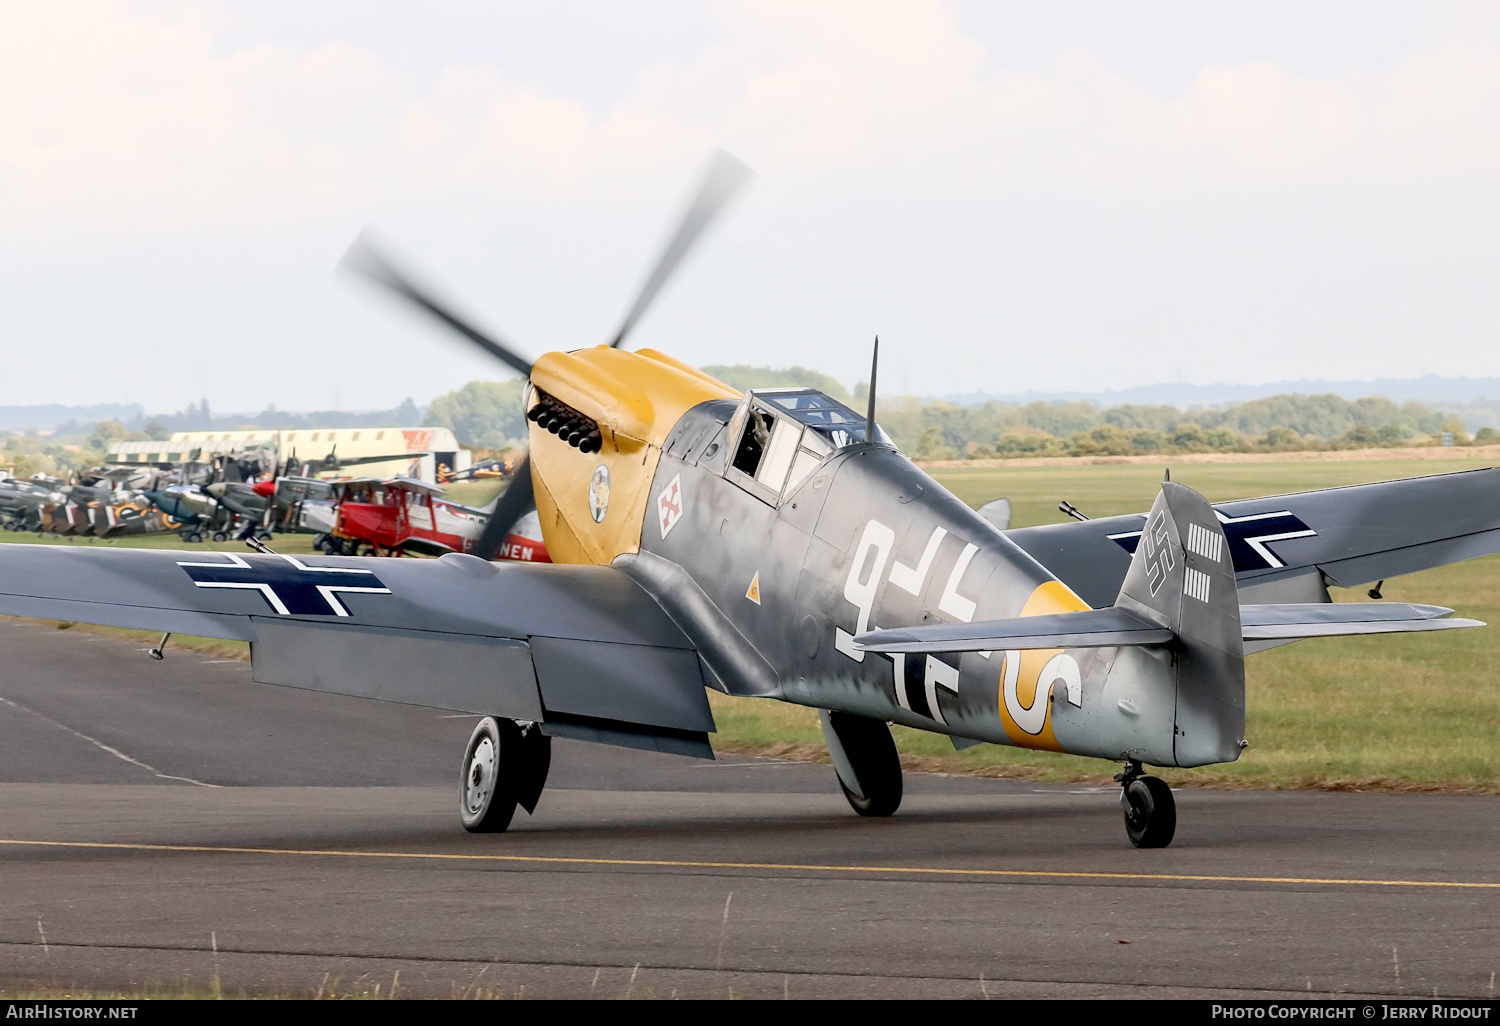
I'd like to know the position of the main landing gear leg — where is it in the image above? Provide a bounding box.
[1116,759,1176,849]
[820,710,903,817]
[460,717,552,833]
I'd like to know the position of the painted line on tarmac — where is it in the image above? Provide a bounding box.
[0,838,1496,890]
[0,697,217,788]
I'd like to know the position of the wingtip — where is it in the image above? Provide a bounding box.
[1404,602,1458,619]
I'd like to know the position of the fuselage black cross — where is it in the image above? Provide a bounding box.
[175,553,391,616]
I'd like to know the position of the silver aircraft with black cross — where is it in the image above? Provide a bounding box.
[0,151,1493,848]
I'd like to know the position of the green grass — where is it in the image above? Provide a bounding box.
[442,479,507,508]
[0,528,322,554]
[711,454,1500,791]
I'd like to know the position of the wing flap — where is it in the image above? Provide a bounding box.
[250,618,545,719]
[528,636,713,733]
[1316,528,1500,590]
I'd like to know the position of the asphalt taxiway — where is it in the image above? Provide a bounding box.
[0,618,1496,999]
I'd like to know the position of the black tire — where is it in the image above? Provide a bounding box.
[460,717,518,833]
[1122,775,1176,848]
[826,711,903,817]
[211,531,228,543]
[511,723,552,815]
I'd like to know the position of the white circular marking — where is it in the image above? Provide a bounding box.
[588,464,610,523]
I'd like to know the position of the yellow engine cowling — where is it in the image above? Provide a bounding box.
[526,346,737,565]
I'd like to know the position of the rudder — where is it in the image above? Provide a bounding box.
[1115,482,1245,767]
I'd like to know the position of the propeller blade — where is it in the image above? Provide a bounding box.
[606,148,753,350]
[471,454,535,561]
[340,234,535,378]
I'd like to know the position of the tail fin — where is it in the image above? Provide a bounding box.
[1116,482,1245,766]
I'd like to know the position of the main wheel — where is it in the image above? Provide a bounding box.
[823,711,903,817]
[1121,775,1176,848]
[458,717,552,832]
[460,717,517,833]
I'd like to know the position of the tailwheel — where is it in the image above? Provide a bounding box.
[820,710,903,817]
[1118,766,1176,848]
[459,716,552,833]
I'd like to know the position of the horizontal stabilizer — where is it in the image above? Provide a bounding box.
[856,602,1482,653]
[855,607,1173,654]
[1239,602,1483,639]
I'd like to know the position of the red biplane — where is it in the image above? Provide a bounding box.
[328,476,549,561]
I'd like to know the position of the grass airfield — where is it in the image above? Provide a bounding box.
[4,455,1497,791]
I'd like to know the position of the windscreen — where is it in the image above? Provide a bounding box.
[757,390,889,449]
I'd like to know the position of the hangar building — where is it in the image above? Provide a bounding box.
[106,427,471,484]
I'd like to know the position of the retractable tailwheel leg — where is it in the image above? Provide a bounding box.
[820,710,903,818]
[1115,759,1176,849]
[459,717,552,833]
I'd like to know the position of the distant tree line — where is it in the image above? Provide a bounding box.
[8,368,1492,482]
[693,367,1489,460]
[39,399,429,440]
[413,368,1492,460]
[873,393,1487,460]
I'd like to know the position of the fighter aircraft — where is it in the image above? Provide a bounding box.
[0,476,69,531]
[0,151,1493,848]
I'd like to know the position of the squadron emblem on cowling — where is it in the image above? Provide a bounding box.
[588,465,611,523]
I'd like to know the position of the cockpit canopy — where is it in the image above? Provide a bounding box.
[726,388,890,504]
[756,389,887,449]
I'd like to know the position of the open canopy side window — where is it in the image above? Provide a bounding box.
[726,389,887,505]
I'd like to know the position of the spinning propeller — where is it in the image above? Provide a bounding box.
[341,149,753,559]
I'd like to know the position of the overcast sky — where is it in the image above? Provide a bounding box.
[5,1,1500,413]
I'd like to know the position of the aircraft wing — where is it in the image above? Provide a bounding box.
[0,546,716,758]
[1003,466,1500,608]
